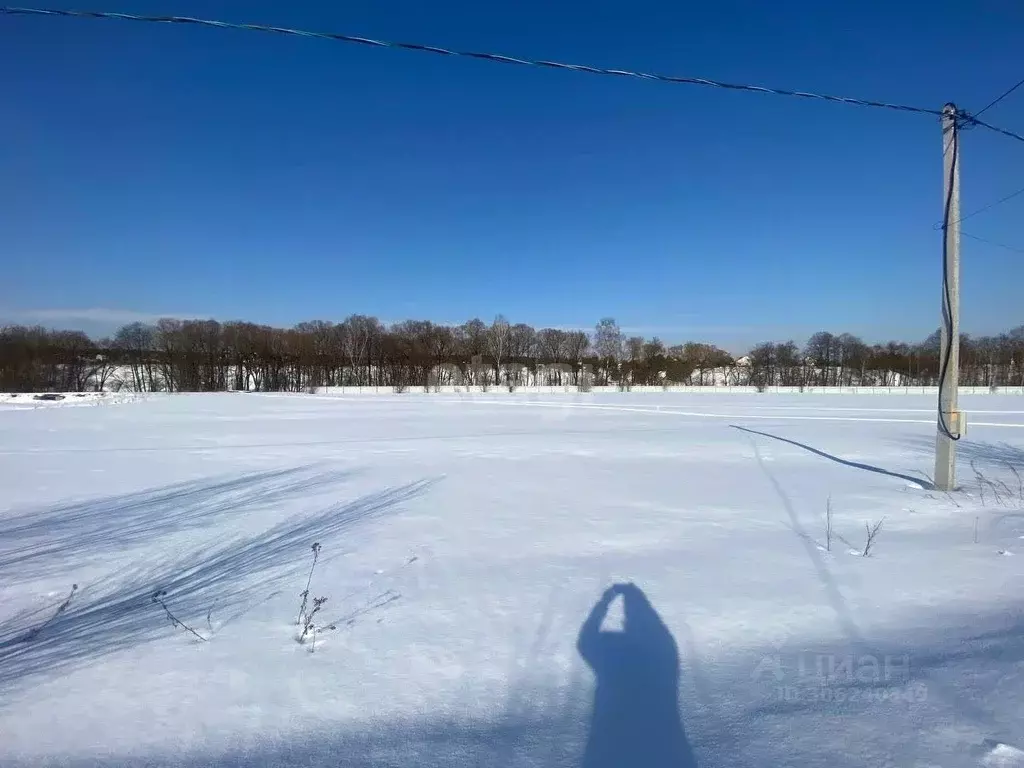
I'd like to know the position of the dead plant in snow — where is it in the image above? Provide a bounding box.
[825,496,834,552]
[862,518,885,557]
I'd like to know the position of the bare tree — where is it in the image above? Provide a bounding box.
[747,342,776,390]
[774,341,801,387]
[427,324,457,389]
[341,315,378,386]
[487,315,512,387]
[84,339,119,392]
[593,318,623,386]
[456,319,488,386]
[564,331,590,386]
[507,323,537,387]
[8,314,1024,395]
[836,333,867,386]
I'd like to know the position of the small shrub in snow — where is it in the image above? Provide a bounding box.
[393,383,408,394]
[861,518,884,557]
[971,460,1013,507]
[1007,463,1023,502]
[152,589,207,642]
[825,496,834,552]
[294,542,335,651]
[299,596,329,649]
[971,461,988,507]
[297,542,321,626]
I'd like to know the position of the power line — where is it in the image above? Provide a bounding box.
[973,75,1024,119]
[8,8,1023,240]
[8,7,1024,145]
[961,231,1024,254]
[961,114,1024,145]
[0,6,947,118]
[958,184,1024,224]
[934,183,1024,229]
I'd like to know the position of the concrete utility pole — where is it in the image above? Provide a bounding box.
[935,103,962,491]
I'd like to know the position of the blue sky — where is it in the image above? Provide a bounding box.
[2,0,1023,353]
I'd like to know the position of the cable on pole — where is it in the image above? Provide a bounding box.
[937,114,961,442]
[933,183,1024,230]
[960,115,1024,145]
[5,7,1024,147]
[973,76,1024,119]
[961,231,1024,254]
[0,6,949,118]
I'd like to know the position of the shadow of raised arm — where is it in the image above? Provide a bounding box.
[577,585,618,669]
[579,583,698,768]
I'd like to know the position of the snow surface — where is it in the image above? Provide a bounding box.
[2,390,1024,767]
[0,392,143,411]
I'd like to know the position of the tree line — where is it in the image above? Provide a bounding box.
[1,316,1023,393]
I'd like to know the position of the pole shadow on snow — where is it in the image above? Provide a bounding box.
[578,583,698,768]
[731,425,935,490]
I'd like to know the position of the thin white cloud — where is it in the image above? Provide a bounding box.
[538,323,763,336]
[2,307,207,324]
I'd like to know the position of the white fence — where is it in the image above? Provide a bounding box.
[309,384,1024,396]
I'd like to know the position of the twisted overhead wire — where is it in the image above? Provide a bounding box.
[932,183,1024,230]
[955,185,1024,226]
[0,6,946,118]
[973,76,1024,119]
[960,115,1024,145]
[961,231,1024,254]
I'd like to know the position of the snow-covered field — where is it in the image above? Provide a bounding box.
[0,392,143,411]
[2,391,1024,767]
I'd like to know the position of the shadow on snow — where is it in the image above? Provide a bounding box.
[0,466,360,583]
[11,583,700,768]
[578,583,698,768]
[6,585,1024,767]
[732,425,935,490]
[0,475,438,690]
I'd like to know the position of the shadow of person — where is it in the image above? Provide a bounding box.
[578,583,697,768]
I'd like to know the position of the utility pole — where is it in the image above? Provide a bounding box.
[935,102,962,491]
